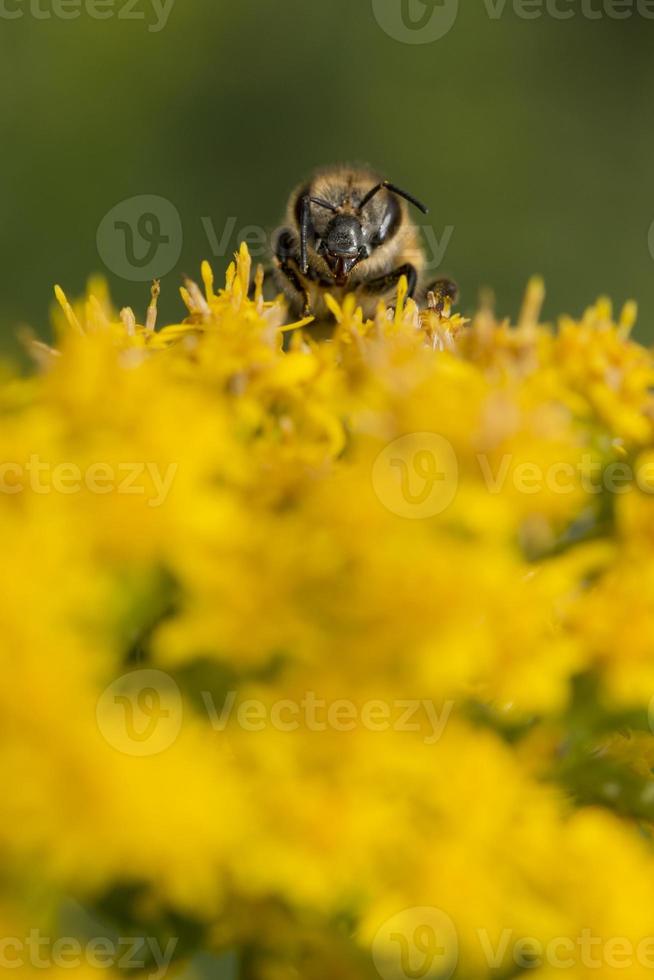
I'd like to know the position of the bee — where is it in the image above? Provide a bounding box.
[270,165,457,321]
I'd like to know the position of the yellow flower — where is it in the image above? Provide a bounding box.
[3,246,654,978]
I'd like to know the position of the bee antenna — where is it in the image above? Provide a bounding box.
[310,196,338,212]
[358,180,429,216]
[299,195,311,274]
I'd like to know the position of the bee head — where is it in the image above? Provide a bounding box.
[297,176,428,286]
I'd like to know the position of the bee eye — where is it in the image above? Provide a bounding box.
[371,196,400,247]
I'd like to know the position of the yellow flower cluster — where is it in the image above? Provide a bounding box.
[3,245,654,979]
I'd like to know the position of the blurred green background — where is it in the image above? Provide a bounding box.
[1,0,653,353]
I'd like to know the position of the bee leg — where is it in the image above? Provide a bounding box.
[277,262,312,317]
[274,229,311,316]
[361,263,418,302]
[423,277,459,315]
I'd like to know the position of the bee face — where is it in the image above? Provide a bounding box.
[317,213,369,285]
[291,170,410,287]
[271,165,456,322]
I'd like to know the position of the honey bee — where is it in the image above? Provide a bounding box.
[270,165,457,321]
